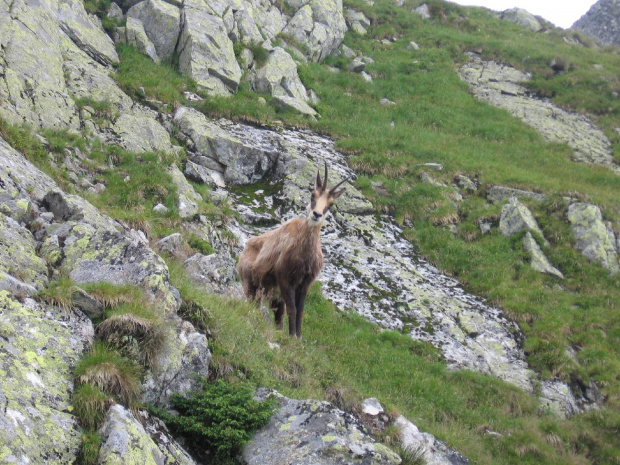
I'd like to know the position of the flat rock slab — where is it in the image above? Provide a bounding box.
[243,390,400,465]
[459,53,619,174]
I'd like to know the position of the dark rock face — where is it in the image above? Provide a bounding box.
[572,0,620,46]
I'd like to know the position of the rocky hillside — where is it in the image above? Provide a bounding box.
[1,0,619,464]
[573,0,620,46]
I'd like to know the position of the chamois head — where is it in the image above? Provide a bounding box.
[307,163,348,227]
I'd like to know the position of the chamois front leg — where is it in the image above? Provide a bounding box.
[294,283,311,339]
[278,279,297,337]
[271,299,285,329]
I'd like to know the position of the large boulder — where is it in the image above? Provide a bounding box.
[567,203,619,273]
[184,252,241,295]
[523,232,564,278]
[123,16,159,62]
[173,107,280,185]
[499,198,546,241]
[499,7,543,32]
[282,0,347,62]
[127,0,181,60]
[177,0,242,95]
[98,404,196,464]
[168,164,202,218]
[573,0,620,47]
[112,111,177,153]
[242,390,401,465]
[252,47,309,102]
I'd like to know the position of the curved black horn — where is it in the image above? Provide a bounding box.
[323,161,328,190]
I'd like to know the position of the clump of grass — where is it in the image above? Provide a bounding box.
[80,282,143,309]
[114,44,196,108]
[76,430,103,465]
[73,383,111,430]
[37,276,75,310]
[74,342,142,406]
[149,379,276,461]
[97,305,166,366]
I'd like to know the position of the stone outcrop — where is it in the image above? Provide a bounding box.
[499,8,543,32]
[573,0,620,47]
[459,53,619,174]
[523,232,564,278]
[567,203,619,273]
[127,0,181,60]
[499,198,546,241]
[242,390,401,465]
[486,185,547,205]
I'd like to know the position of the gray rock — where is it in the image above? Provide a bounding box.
[168,165,202,218]
[414,3,431,19]
[0,295,93,463]
[282,0,347,62]
[486,185,547,204]
[184,252,240,295]
[234,9,264,45]
[567,203,619,273]
[98,405,166,463]
[523,232,564,278]
[346,8,371,34]
[499,8,543,32]
[174,107,280,185]
[380,98,396,105]
[113,112,176,154]
[177,0,242,95]
[243,390,401,465]
[124,17,160,62]
[143,316,211,408]
[273,95,318,116]
[362,397,384,416]
[184,159,217,185]
[252,47,309,102]
[153,203,169,214]
[127,0,181,60]
[395,416,469,465]
[499,198,546,241]
[72,287,106,319]
[361,71,373,82]
[573,0,620,47]
[406,41,420,50]
[348,59,366,72]
[108,2,124,20]
[157,232,184,255]
[454,174,477,192]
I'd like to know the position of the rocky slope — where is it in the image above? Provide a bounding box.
[1,0,619,463]
[573,0,620,47]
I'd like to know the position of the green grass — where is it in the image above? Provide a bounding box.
[166,257,619,464]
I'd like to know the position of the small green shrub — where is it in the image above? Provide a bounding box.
[77,430,102,465]
[150,379,276,460]
[37,277,75,310]
[188,235,216,255]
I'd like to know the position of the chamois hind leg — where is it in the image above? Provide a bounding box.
[294,283,310,339]
[271,299,285,329]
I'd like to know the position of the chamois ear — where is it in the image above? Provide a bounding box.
[331,188,346,199]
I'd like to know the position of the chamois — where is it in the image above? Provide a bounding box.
[237,164,348,338]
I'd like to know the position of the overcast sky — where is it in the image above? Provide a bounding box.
[448,0,595,29]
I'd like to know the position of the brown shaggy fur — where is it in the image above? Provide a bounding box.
[237,165,347,338]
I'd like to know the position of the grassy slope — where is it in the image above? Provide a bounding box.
[6,0,618,462]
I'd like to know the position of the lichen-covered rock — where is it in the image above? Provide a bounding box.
[282,0,347,62]
[177,0,242,95]
[242,390,401,465]
[98,405,167,464]
[173,107,280,185]
[572,0,620,47]
[499,7,542,32]
[272,95,318,116]
[345,8,370,34]
[499,198,546,241]
[567,202,619,273]
[459,54,619,174]
[142,317,211,408]
[394,415,469,465]
[523,232,564,278]
[58,0,119,66]
[157,232,184,255]
[0,293,93,464]
[184,252,241,295]
[127,0,181,60]
[252,47,309,102]
[486,185,547,205]
[113,112,177,154]
[168,165,202,218]
[124,16,159,62]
